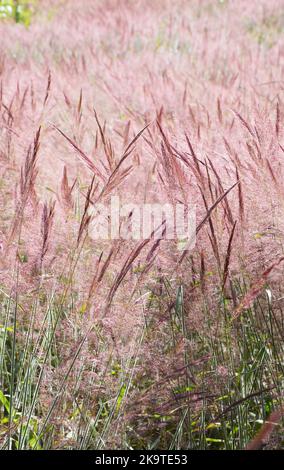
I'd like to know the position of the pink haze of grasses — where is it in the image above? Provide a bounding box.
[0,0,284,449]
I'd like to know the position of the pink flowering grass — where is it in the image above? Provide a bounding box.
[0,0,283,450]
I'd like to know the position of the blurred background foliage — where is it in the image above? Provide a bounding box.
[0,0,36,26]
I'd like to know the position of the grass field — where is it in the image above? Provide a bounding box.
[0,0,283,450]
